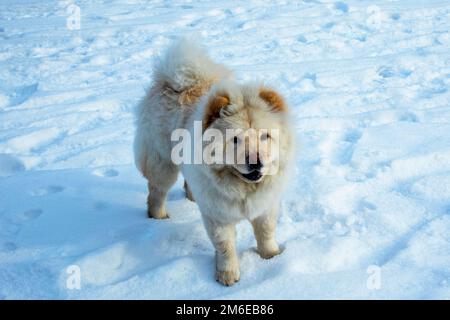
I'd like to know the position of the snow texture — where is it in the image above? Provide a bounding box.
[1,0,450,299]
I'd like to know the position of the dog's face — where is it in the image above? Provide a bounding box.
[203,83,288,184]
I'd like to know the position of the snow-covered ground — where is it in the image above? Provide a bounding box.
[1,0,450,299]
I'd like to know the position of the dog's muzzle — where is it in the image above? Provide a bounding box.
[241,170,263,182]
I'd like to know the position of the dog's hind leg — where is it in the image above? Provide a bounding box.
[144,158,179,219]
[183,180,195,202]
[251,207,281,259]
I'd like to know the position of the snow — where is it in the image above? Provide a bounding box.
[1,0,450,299]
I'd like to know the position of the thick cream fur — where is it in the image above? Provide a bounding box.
[134,37,295,286]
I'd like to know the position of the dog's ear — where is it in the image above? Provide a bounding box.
[259,88,286,113]
[203,93,230,130]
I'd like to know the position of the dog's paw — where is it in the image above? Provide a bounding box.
[215,268,240,286]
[147,209,169,219]
[259,248,281,259]
[258,243,281,259]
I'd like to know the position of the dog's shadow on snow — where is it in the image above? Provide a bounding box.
[0,166,288,296]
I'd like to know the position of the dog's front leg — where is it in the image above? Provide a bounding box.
[251,206,281,259]
[203,216,240,286]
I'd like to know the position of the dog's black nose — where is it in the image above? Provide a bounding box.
[246,155,263,171]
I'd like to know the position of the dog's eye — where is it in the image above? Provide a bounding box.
[233,136,240,145]
[260,132,270,141]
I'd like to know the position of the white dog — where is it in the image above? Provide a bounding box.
[134,38,294,286]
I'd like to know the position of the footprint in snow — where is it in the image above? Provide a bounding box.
[0,154,25,177]
[322,22,335,30]
[398,111,419,123]
[29,185,65,196]
[92,168,119,178]
[377,66,412,79]
[343,129,362,143]
[0,83,38,108]
[22,208,43,220]
[358,200,377,211]
[2,241,17,252]
[334,2,349,13]
[93,201,108,211]
[336,129,362,165]
[297,35,307,43]
[391,13,401,21]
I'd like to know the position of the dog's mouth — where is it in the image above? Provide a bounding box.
[237,170,263,183]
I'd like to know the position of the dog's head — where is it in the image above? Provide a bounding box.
[202,81,290,184]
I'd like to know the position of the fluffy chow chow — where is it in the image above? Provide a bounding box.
[134,38,295,286]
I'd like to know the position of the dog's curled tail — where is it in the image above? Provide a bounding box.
[154,37,233,105]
